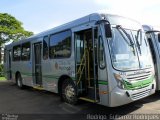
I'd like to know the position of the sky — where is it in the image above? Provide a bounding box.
[1,0,160,34]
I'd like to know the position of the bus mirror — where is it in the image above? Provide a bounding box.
[105,24,112,38]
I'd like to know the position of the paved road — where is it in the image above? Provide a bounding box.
[0,81,160,120]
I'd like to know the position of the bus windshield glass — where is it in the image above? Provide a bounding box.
[108,27,139,70]
[108,26,152,71]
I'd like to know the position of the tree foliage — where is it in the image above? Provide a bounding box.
[0,13,33,45]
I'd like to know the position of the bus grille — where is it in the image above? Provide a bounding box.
[131,89,151,100]
[126,70,151,81]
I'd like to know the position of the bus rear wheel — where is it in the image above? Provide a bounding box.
[16,74,24,89]
[61,79,78,105]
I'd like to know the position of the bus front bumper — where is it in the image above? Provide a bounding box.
[109,81,156,107]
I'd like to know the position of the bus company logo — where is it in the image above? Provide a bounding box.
[55,62,59,70]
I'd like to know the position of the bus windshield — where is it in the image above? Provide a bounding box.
[108,27,139,70]
[108,27,152,71]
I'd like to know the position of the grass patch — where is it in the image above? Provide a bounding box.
[0,77,6,81]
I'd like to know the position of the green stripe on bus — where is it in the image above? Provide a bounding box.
[98,80,108,85]
[124,75,154,90]
[43,75,75,80]
[42,75,58,79]
[9,71,106,85]
[21,72,32,76]
[13,71,75,80]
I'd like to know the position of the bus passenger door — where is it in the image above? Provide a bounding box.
[33,43,42,86]
[74,26,99,102]
[6,50,12,80]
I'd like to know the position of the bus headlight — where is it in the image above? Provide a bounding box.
[114,73,125,89]
[117,81,125,89]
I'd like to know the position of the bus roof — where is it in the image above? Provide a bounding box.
[5,13,141,48]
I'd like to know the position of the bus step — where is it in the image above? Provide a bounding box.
[79,97,98,103]
[33,86,44,90]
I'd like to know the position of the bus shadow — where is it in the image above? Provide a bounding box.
[9,82,160,118]
[76,92,160,116]
[138,91,160,104]
[77,101,141,114]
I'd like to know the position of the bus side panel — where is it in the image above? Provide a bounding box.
[11,62,20,83]
[4,49,12,80]
[20,61,33,87]
[41,59,58,92]
[41,59,75,93]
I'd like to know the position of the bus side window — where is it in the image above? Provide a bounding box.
[43,36,49,60]
[13,45,21,61]
[49,30,71,59]
[75,33,84,63]
[21,42,30,61]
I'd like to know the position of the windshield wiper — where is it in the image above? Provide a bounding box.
[136,29,142,54]
[136,29,142,46]
[116,25,136,55]
[116,25,134,46]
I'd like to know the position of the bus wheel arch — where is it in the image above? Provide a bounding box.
[15,71,24,89]
[58,75,78,104]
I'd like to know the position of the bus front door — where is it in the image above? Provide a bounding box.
[33,43,42,86]
[75,27,99,102]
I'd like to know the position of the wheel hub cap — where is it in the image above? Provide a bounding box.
[65,85,75,100]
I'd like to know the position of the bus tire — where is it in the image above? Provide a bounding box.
[16,74,24,89]
[61,79,78,105]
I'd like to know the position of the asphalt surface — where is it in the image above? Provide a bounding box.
[0,81,160,120]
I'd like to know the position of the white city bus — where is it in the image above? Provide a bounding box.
[4,13,156,107]
[143,25,160,91]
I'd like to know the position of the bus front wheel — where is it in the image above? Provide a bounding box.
[61,79,78,105]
